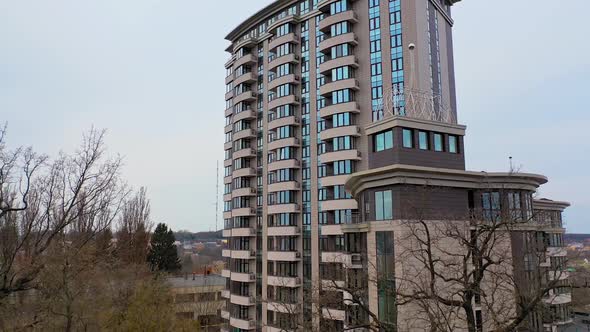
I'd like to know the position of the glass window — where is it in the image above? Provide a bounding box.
[402,129,413,148]
[375,190,393,221]
[374,130,393,152]
[418,131,429,150]
[434,133,443,152]
[449,135,458,153]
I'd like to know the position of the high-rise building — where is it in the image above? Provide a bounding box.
[221,1,571,331]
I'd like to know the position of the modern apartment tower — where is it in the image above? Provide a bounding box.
[221,0,571,331]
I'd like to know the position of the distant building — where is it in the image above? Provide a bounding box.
[168,275,226,331]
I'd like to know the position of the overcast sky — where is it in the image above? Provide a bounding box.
[1,0,588,233]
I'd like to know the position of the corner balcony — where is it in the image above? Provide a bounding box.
[320,199,358,211]
[223,158,232,168]
[318,32,358,54]
[268,137,300,151]
[319,174,348,187]
[319,101,360,119]
[225,73,234,85]
[232,148,256,159]
[230,227,256,237]
[223,175,232,185]
[268,181,300,193]
[320,149,361,164]
[224,124,232,134]
[233,129,256,141]
[267,251,301,262]
[233,91,257,104]
[231,207,256,217]
[269,33,299,51]
[319,79,360,97]
[225,90,234,101]
[230,317,256,330]
[267,275,301,288]
[225,107,233,117]
[232,187,257,198]
[222,269,231,278]
[222,249,231,258]
[268,14,300,34]
[230,294,256,306]
[232,109,256,122]
[320,125,361,141]
[318,10,358,32]
[319,55,359,75]
[268,95,299,110]
[268,115,300,131]
[230,271,256,283]
[234,53,257,68]
[268,74,300,90]
[233,34,258,52]
[268,159,299,172]
[231,249,256,260]
[268,53,299,70]
[268,203,299,214]
[232,167,256,178]
[234,72,257,86]
[222,229,232,238]
[268,225,300,236]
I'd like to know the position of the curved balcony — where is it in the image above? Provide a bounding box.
[224,124,232,134]
[268,181,300,193]
[230,294,256,306]
[233,129,256,141]
[319,174,349,187]
[232,148,256,159]
[233,91,257,104]
[267,302,298,314]
[320,149,361,164]
[230,227,256,237]
[320,199,358,211]
[223,211,232,220]
[224,158,232,167]
[232,207,256,217]
[234,53,257,68]
[268,14,300,34]
[268,159,299,172]
[319,55,359,75]
[319,79,359,97]
[268,74,300,90]
[225,107,233,117]
[319,32,358,54]
[269,33,299,51]
[230,271,256,283]
[268,95,299,110]
[225,74,234,85]
[223,193,232,202]
[232,167,256,179]
[268,137,300,151]
[319,101,360,119]
[543,293,572,305]
[267,251,301,262]
[233,35,258,52]
[267,276,301,288]
[268,53,299,70]
[234,72,257,86]
[268,225,300,236]
[225,90,234,101]
[232,187,256,198]
[319,11,358,32]
[320,125,361,141]
[233,109,256,122]
[268,115,300,131]
[223,176,232,185]
[224,141,233,151]
[229,317,256,330]
[268,203,299,215]
[231,250,256,260]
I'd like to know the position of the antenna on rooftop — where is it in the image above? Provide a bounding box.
[509,156,513,172]
[215,160,219,232]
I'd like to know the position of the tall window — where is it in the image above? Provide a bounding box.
[449,135,458,153]
[376,231,396,329]
[434,133,443,152]
[402,129,413,148]
[375,190,393,220]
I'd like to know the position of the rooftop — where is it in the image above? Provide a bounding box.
[167,274,226,288]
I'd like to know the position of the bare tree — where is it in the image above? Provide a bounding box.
[0,125,126,300]
[116,187,152,264]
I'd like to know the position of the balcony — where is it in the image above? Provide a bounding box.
[320,125,361,141]
[268,14,300,33]
[319,55,359,75]
[267,275,301,288]
[269,33,299,51]
[268,74,300,90]
[319,174,348,187]
[232,187,256,198]
[268,137,300,151]
[222,229,232,238]
[268,203,299,214]
[267,301,299,314]
[233,91,257,104]
[268,115,300,131]
[229,317,256,330]
[225,107,233,117]
[230,271,256,283]
[233,34,258,51]
[547,246,567,257]
[232,167,256,178]
[232,109,256,122]
[234,72,257,86]
[543,292,572,305]
[234,53,257,68]
[221,290,230,299]
[231,207,256,217]
[318,32,358,54]
[322,308,346,321]
[267,251,301,261]
[268,159,299,172]
[268,95,299,110]
[223,158,232,168]
[222,211,232,219]
[222,249,231,258]
[321,224,343,236]
[318,10,358,32]
[233,129,256,141]
[222,269,231,278]
[319,101,360,119]
[268,53,299,70]
[268,225,300,236]
[319,78,359,97]
[232,148,256,159]
[548,270,569,281]
[225,90,234,101]
[268,181,300,193]
[224,124,232,134]
[231,249,256,260]
[230,294,256,306]
[320,199,358,211]
[231,227,256,237]
[320,149,361,164]
[220,309,230,320]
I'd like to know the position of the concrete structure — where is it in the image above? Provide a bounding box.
[168,275,226,331]
[221,0,571,331]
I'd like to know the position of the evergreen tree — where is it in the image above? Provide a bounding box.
[147,223,181,272]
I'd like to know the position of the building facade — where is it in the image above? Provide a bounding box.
[221,0,571,331]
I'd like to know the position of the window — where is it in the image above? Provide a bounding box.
[402,129,413,148]
[331,66,352,81]
[374,130,393,152]
[330,0,349,15]
[375,190,392,221]
[449,135,458,153]
[331,89,353,104]
[332,112,352,127]
[434,133,443,152]
[418,131,429,150]
[333,160,354,175]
